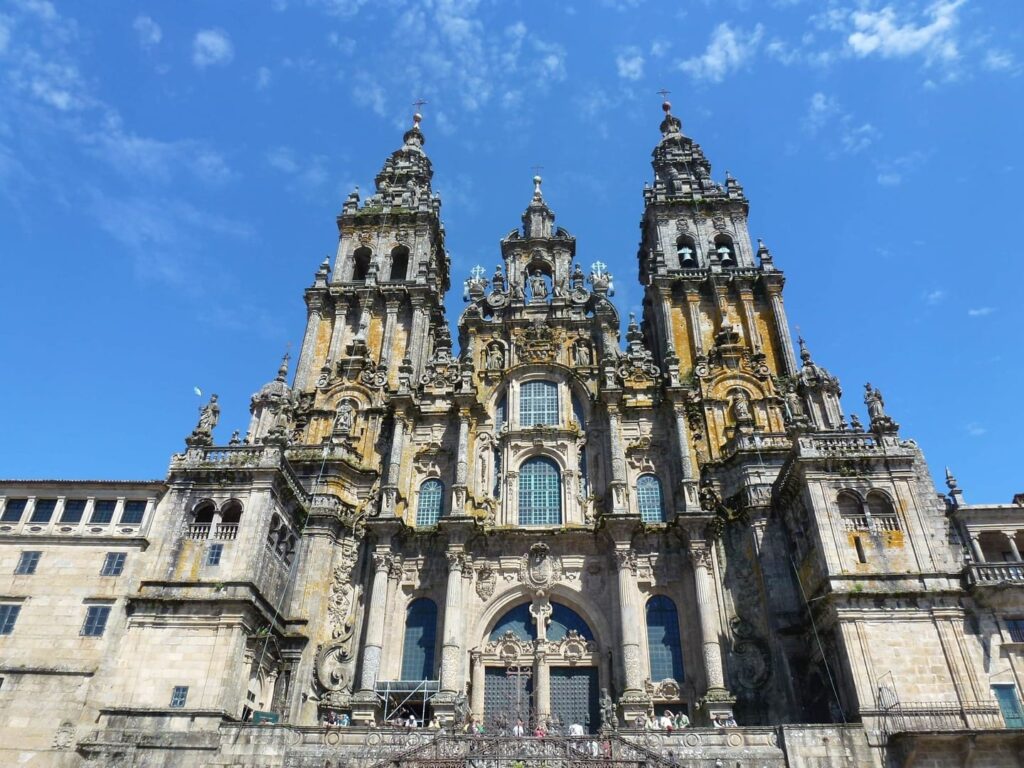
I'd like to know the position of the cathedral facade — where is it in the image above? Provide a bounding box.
[1,105,1023,768]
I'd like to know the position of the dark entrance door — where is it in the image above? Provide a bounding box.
[484,665,533,732]
[549,667,599,733]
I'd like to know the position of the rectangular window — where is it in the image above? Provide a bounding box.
[60,499,87,524]
[519,381,559,427]
[0,604,21,635]
[81,605,111,636]
[1,498,27,523]
[100,552,127,576]
[170,686,189,708]
[993,684,1024,729]
[29,499,57,524]
[14,551,41,575]
[120,500,146,525]
[1007,620,1024,643]
[206,543,224,567]
[90,500,117,525]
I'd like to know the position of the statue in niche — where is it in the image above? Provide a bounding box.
[528,270,549,301]
[334,401,355,435]
[486,344,504,371]
[731,390,753,423]
[599,689,618,730]
[574,342,592,367]
[571,263,585,290]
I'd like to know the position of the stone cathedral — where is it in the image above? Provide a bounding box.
[2,104,1023,768]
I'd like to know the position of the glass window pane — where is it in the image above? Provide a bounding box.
[61,500,87,524]
[170,686,189,708]
[101,552,127,576]
[82,605,111,636]
[416,480,443,527]
[0,604,21,635]
[400,598,438,681]
[646,596,685,682]
[520,381,559,427]
[29,499,57,524]
[518,457,561,526]
[15,552,41,575]
[1,499,27,523]
[637,475,665,523]
[90,501,116,525]
[120,500,146,525]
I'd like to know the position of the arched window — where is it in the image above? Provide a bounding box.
[646,596,684,682]
[489,602,593,642]
[676,235,697,266]
[352,247,372,281]
[389,246,409,281]
[637,474,665,523]
[490,603,533,641]
[520,381,559,427]
[836,492,862,518]
[416,479,444,527]
[713,235,736,266]
[400,598,438,681]
[866,491,897,520]
[549,603,593,641]
[518,457,561,526]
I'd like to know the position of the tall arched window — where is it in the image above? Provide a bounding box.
[401,598,438,681]
[646,596,684,682]
[637,474,665,523]
[836,491,862,518]
[389,246,409,281]
[519,457,561,526]
[520,381,559,426]
[352,247,372,281]
[416,479,444,527]
[713,235,736,266]
[866,491,895,518]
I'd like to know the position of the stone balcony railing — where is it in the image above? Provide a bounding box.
[967,562,1024,586]
[865,701,1005,738]
[795,432,915,459]
[841,514,901,534]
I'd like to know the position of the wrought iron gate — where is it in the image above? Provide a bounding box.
[549,667,599,734]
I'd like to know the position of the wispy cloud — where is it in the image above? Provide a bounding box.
[983,49,1019,74]
[965,422,987,437]
[844,1,965,63]
[679,23,764,83]
[967,307,995,317]
[875,150,928,186]
[803,91,879,155]
[192,28,233,68]
[266,146,329,192]
[616,47,644,80]
[923,289,946,305]
[132,15,161,50]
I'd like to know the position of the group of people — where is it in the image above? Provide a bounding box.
[633,710,691,732]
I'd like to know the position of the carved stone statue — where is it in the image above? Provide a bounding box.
[528,270,548,301]
[599,688,617,730]
[335,401,355,435]
[453,692,470,725]
[864,383,885,421]
[486,344,504,371]
[571,263,585,290]
[574,342,592,367]
[196,394,220,434]
[731,390,753,423]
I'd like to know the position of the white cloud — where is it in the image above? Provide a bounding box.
[351,71,386,116]
[132,15,161,49]
[877,171,902,185]
[803,91,840,134]
[923,289,945,305]
[803,92,879,155]
[841,122,879,153]
[192,29,233,68]
[679,23,764,83]
[0,14,12,53]
[256,66,272,89]
[650,39,670,58]
[984,49,1017,73]
[845,0,964,63]
[616,47,644,80]
[965,422,987,437]
[967,307,995,317]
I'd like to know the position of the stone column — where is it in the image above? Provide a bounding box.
[378,298,402,366]
[470,651,485,718]
[358,551,395,691]
[684,289,704,356]
[969,534,986,563]
[327,296,353,363]
[354,294,373,345]
[614,549,646,719]
[690,543,735,719]
[452,410,471,516]
[379,416,406,516]
[295,296,325,390]
[534,646,550,724]
[440,553,467,693]
[406,304,429,377]
[766,284,797,376]
[607,409,627,514]
[671,405,697,510]
[1003,532,1022,561]
[736,284,763,354]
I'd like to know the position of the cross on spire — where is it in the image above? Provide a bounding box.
[657,88,671,100]
[470,265,486,280]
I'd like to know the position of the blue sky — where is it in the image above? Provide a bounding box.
[1,0,1021,502]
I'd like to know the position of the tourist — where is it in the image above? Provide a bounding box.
[406,713,417,728]
[644,711,657,730]
[673,711,689,730]
[533,721,547,737]
[568,722,585,737]
[659,710,674,733]
[428,716,441,730]
[512,718,526,737]
[325,711,337,727]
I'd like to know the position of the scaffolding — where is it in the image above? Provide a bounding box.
[375,679,441,726]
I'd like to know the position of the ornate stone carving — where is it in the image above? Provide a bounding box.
[554,630,596,662]
[359,359,389,389]
[475,565,496,599]
[518,543,561,593]
[690,545,713,570]
[622,644,642,688]
[186,393,220,447]
[644,678,682,701]
[485,630,534,663]
[516,320,561,362]
[613,549,637,575]
[52,721,75,750]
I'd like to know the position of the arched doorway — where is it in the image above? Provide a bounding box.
[475,600,601,733]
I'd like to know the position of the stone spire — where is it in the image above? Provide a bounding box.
[522,174,555,240]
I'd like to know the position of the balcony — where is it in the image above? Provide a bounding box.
[214,523,239,540]
[967,563,1024,586]
[187,523,211,540]
[841,514,901,534]
[869,701,1005,738]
